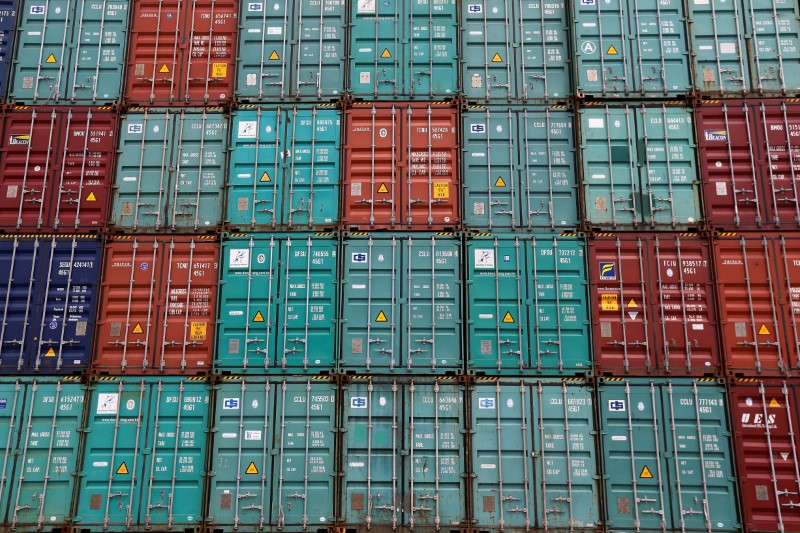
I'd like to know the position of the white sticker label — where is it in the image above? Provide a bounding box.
[357,0,375,13]
[480,463,497,469]
[247,2,263,10]
[92,461,109,467]
[245,430,262,440]
[267,27,282,35]
[237,121,257,139]
[360,72,371,84]
[349,461,365,467]
[716,182,728,196]
[222,433,237,438]
[588,118,604,129]
[692,323,705,330]
[229,249,250,269]
[97,393,119,414]
[467,4,482,13]
[720,42,737,54]
[474,249,495,269]
[611,435,627,441]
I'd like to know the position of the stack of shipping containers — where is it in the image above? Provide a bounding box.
[0,0,796,532]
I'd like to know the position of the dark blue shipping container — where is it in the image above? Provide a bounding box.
[0,235,101,373]
[0,0,17,100]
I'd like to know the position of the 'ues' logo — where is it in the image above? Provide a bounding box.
[741,413,777,425]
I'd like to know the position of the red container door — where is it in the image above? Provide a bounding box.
[184,0,237,104]
[755,100,800,231]
[729,379,800,533]
[126,0,182,105]
[773,236,800,372]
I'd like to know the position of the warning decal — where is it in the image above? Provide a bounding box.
[132,323,144,334]
[116,462,129,475]
[211,63,227,78]
[190,322,207,341]
[377,183,389,194]
[758,324,771,335]
[494,176,506,187]
[607,45,618,55]
[45,54,56,63]
[86,192,97,202]
[260,172,271,182]
[627,299,638,308]
[246,462,258,474]
[769,398,781,408]
[375,311,388,323]
[639,465,653,479]
[253,311,265,322]
[44,347,56,357]
[601,294,618,311]
[502,312,515,323]
[491,53,503,62]
[381,48,392,59]
[433,182,449,199]
[159,64,170,73]
[269,50,280,60]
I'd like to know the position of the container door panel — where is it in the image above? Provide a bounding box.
[0,381,26,521]
[743,0,800,95]
[572,0,629,97]
[293,0,346,99]
[183,0,237,105]
[0,239,41,372]
[756,101,800,230]
[687,0,748,95]
[519,1,570,100]
[772,237,800,372]
[349,0,400,98]
[460,0,513,101]
[0,0,18,99]
[407,0,457,98]
[126,0,182,105]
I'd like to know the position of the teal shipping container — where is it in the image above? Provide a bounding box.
[112,108,228,232]
[688,0,800,97]
[0,377,85,532]
[466,233,591,375]
[349,0,458,99]
[341,377,467,529]
[207,377,337,532]
[469,378,600,531]
[216,233,338,374]
[226,105,341,231]
[462,106,578,230]
[597,377,740,533]
[460,0,570,101]
[339,232,462,374]
[235,0,346,101]
[572,0,692,98]
[73,377,210,532]
[580,104,701,230]
[9,0,129,104]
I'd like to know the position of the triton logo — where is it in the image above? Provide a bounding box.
[599,262,616,280]
[704,129,728,142]
[9,135,30,145]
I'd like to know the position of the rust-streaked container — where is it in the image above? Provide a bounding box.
[93,235,219,375]
[713,233,800,377]
[0,106,117,232]
[589,233,722,376]
[341,102,460,230]
[125,0,238,106]
[698,100,800,232]
[728,378,800,533]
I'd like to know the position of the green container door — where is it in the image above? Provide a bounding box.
[581,105,700,230]
[340,233,462,373]
[113,109,227,232]
[216,234,338,373]
[208,378,337,531]
[598,378,739,532]
[74,378,210,531]
[349,0,457,99]
[470,380,599,531]
[226,105,341,231]
[742,0,800,95]
[341,378,467,529]
[10,0,128,104]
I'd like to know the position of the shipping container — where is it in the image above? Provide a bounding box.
[465,233,590,376]
[0,0,18,100]
[712,233,800,376]
[73,377,210,532]
[342,103,460,230]
[572,0,692,99]
[0,377,85,532]
[93,235,219,374]
[588,233,722,376]
[597,377,740,532]
[698,100,800,231]
[349,0,458,99]
[462,106,578,231]
[207,376,337,532]
[728,378,800,533]
[339,233,462,374]
[460,0,570,101]
[0,106,117,231]
[687,0,800,97]
[226,105,340,231]
[0,235,101,374]
[341,376,467,530]
[9,0,128,104]
[125,0,237,106]
[469,377,599,531]
[216,233,338,374]
[235,0,346,102]
[580,104,701,230]
[112,108,227,233]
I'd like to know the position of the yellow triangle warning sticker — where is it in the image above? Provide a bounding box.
[269,50,280,60]
[116,462,129,475]
[381,48,392,59]
[377,183,389,193]
[502,312,515,323]
[494,176,506,187]
[132,323,144,334]
[159,64,170,73]
[86,192,97,202]
[492,53,503,63]
[253,311,265,323]
[759,324,771,335]
[45,54,56,64]
[375,311,388,323]
[639,465,653,479]
[769,398,781,408]
[260,172,271,182]
[628,299,638,308]
[44,347,56,357]
[245,462,258,474]
[607,45,618,55]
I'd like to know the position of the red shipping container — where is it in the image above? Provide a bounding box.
[94,236,219,374]
[728,378,800,533]
[126,0,238,106]
[698,99,800,231]
[589,233,722,376]
[0,106,117,232]
[342,102,460,230]
[713,233,800,376]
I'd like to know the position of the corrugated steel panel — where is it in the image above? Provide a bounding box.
[112,108,227,232]
[465,234,591,375]
[208,377,337,530]
[580,104,701,230]
[74,377,210,530]
[598,377,739,532]
[469,378,599,531]
[0,107,116,231]
[339,233,462,374]
[93,236,219,374]
[216,233,338,374]
[0,0,17,100]
[125,0,237,106]
[342,103,460,230]
[9,0,128,104]
[226,105,340,231]
[235,0,346,102]
[341,377,467,529]
[589,233,722,376]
